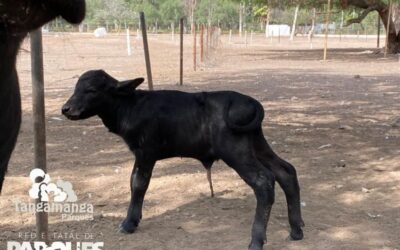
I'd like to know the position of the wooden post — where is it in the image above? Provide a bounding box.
[30,28,48,243]
[140,12,153,90]
[229,29,232,44]
[250,30,253,44]
[245,30,248,47]
[193,22,197,71]
[200,25,204,62]
[180,18,184,86]
[172,22,175,41]
[377,15,381,48]
[340,10,344,42]
[126,29,132,56]
[278,28,281,43]
[323,0,332,61]
[384,0,392,57]
[206,26,210,51]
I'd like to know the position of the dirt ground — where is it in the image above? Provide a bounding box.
[0,33,399,250]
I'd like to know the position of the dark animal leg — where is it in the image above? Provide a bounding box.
[220,143,275,250]
[253,133,304,240]
[120,157,155,234]
[206,168,214,197]
[202,161,214,197]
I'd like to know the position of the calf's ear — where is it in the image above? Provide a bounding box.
[113,78,145,95]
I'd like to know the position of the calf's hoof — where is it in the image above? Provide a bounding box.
[119,219,138,234]
[248,242,264,250]
[289,227,304,241]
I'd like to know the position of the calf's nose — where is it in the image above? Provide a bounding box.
[61,105,71,115]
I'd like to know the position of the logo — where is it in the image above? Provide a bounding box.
[14,169,94,222]
[7,241,104,250]
[28,168,77,203]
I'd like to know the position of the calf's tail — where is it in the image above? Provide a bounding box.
[223,98,265,133]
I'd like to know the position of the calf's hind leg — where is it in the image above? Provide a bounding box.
[120,157,155,234]
[201,160,214,197]
[219,142,275,250]
[253,133,304,240]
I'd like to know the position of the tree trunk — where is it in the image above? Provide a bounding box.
[290,5,300,41]
[308,8,316,40]
[344,0,400,53]
[265,11,270,38]
[239,3,243,37]
[378,5,400,53]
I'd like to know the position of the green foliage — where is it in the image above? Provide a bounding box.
[160,0,185,23]
[195,0,239,27]
[80,0,391,32]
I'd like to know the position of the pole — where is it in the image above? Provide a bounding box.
[200,25,204,63]
[323,0,331,61]
[140,12,153,90]
[30,28,48,243]
[172,22,175,41]
[180,18,184,86]
[278,28,281,43]
[193,22,197,71]
[229,29,232,44]
[126,29,132,56]
[377,15,381,48]
[245,30,248,47]
[385,0,392,57]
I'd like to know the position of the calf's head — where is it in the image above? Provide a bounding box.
[62,70,144,120]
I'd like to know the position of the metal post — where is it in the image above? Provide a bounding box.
[180,18,184,86]
[140,12,153,90]
[323,0,332,61]
[30,28,48,243]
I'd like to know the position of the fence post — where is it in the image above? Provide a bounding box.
[126,29,132,56]
[200,25,204,63]
[180,18,184,86]
[193,22,197,71]
[245,30,248,47]
[30,28,49,243]
[140,12,153,90]
[377,15,381,48]
[323,0,332,61]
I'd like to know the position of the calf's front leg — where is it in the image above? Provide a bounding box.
[119,157,155,234]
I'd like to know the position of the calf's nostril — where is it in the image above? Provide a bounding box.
[62,106,70,114]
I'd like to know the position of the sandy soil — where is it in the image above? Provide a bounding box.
[0,33,399,250]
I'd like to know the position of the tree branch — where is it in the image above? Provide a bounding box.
[344,6,377,26]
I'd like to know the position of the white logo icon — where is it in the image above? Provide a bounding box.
[28,169,77,203]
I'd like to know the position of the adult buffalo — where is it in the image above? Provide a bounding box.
[0,0,86,193]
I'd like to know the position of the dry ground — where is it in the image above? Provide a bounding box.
[0,33,399,250]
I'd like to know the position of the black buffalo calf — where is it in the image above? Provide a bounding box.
[62,70,304,250]
[0,0,86,193]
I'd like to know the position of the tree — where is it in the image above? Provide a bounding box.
[265,0,400,53]
[340,0,400,53]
